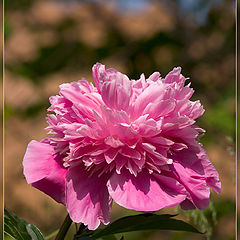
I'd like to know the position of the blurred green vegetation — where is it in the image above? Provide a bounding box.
[4,0,236,240]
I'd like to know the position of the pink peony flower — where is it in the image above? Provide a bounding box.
[23,63,221,230]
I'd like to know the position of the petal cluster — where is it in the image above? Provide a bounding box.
[23,63,221,230]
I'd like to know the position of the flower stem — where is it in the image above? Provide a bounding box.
[55,214,72,240]
[74,223,87,239]
[45,229,59,240]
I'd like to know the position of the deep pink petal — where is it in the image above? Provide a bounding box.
[180,199,196,210]
[172,161,211,210]
[23,140,67,204]
[172,148,221,194]
[66,164,112,230]
[23,140,54,183]
[194,148,221,194]
[107,169,186,211]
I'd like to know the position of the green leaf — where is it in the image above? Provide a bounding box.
[101,235,118,240]
[92,213,201,238]
[4,208,44,240]
[77,236,95,240]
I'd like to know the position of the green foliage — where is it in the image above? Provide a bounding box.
[179,199,218,240]
[77,237,95,240]
[204,101,235,136]
[4,18,12,41]
[5,0,34,11]
[101,235,118,240]
[4,208,44,240]
[88,213,201,239]
[4,100,49,120]
[214,199,235,218]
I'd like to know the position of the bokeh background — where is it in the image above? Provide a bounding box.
[4,0,236,239]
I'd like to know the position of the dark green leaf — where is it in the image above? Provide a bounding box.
[4,208,44,240]
[92,213,201,238]
[77,236,95,240]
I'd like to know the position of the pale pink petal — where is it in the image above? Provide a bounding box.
[143,99,176,119]
[48,95,72,115]
[164,67,185,86]
[107,169,186,211]
[92,63,108,92]
[101,74,131,111]
[92,63,131,111]
[147,136,174,146]
[120,147,141,160]
[175,85,194,100]
[147,72,161,82]
[189,100,205,119]
[137,118,160,137]
[101,106,130,127]
[105,136,124,148]
[133,83,166,118]
[66,164,112,230]
[60,82,101,119]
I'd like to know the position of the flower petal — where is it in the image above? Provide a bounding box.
[194,148,221,194]
[92,63,109,92]
[172,161,211,210]
[66,164,112,230]
[164,67,185,86]
[101,74,131,111]
[172,148,221,194]
[107,169,186,211]
[23,140,67,204]
[92,63,131,111]
[143,99,176,119]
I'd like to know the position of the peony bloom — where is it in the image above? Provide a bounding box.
[23,63,221,230]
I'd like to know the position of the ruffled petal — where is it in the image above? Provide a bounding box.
[171,161,211,210]
[172,148,221,195]
[66,164,112,230]
[92,63,109,92]
[93,63,131,111]
[194,148,221,194]
[101,73,131,111]
[59,81,102,119]
[23,140,67,204]
[107,169,186,211]
[164,67,185,86]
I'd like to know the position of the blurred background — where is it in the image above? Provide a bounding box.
[4,0,236,239]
